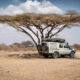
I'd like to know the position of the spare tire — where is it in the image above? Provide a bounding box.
[37,45,42,51]
[42,46,48,51]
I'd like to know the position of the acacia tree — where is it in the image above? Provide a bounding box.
[0,13,80,54]
[66,10,79,15]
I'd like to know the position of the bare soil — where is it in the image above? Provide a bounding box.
[0,50,80,80]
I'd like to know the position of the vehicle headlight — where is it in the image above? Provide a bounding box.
[72,48,76,52]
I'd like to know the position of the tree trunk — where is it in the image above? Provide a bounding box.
[36,45,42,55]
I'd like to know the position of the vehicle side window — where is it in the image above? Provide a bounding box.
[59,43,63,48]
[64,44,69,48]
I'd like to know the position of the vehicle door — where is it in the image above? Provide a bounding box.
[63,43,71,54]
[59,43,65,54]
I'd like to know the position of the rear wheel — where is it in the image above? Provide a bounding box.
[52,52,59,59]
[70,52,75,58]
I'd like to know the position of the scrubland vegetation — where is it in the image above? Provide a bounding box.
[0,41,37,51]
[0,41,80,51]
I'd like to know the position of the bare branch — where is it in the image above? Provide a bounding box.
[50,25,68,38]
[23,24,41,44]
[18,27,37,46]
[45,24,58,38]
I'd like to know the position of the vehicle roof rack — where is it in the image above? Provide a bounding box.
[42,38,65,43]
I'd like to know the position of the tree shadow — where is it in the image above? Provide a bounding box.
[64,57,80,60]
[8,54,44,59]
[72,57,80,60]
[7,54,80,60]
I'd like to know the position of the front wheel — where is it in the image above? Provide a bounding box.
[43,55,49,58]
[52,52,59,59]
[70,52,75,58]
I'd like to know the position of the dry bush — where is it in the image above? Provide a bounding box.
[0,44,8,50]
[71,44,80,50]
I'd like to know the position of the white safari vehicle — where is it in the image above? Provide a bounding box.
[40,38,75,58]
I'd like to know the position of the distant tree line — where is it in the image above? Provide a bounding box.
[71,44,80,50]
[0,41,80,51]
[0,41,37,51]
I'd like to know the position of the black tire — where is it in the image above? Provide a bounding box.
[43,55,49,58]
[61,55,65,58]
[42,46,48,51]
[70,52,75,58]
[52,52,59,59]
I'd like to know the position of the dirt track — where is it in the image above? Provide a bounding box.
[0,51,80,80]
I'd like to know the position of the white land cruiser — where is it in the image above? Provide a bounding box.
[40,38,75,58]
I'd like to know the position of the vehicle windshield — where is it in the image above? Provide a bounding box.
[59,43,70,48]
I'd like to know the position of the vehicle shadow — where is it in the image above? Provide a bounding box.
[64,57,80,60]
[72,57,80,60]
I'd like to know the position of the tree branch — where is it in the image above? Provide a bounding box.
[45,24,58,38]
[23,24,41,44]
[6,22,38,46]
[18,27,37,46]
[50,25,67,38]
[32,23,44,39]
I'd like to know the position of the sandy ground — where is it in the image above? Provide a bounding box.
[0,51,80,80]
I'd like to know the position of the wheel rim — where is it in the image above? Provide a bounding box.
[53,53,59,58]
[70,53,74,58]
